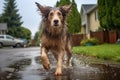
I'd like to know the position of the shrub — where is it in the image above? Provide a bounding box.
[80,37,99,46]
[90,38,99,45]
[80,38,89,46]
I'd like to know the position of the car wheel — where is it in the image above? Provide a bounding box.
[0,43,3,48]
[16,43,21,48]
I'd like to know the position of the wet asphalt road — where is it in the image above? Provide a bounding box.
[0,47,120,80]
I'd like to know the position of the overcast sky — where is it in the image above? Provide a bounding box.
[0,0,97,37]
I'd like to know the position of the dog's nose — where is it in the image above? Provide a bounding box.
[54,20,59,24]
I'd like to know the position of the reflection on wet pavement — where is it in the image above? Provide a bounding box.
[0,48,120,80]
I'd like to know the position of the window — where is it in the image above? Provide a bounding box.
[95,10,98,21]
[0,36,4,38]
[6,35,14,40]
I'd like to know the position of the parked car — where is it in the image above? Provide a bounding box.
[0,34,25,48]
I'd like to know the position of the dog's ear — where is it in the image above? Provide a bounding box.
[60,3,73,15]
[35,2,51,17]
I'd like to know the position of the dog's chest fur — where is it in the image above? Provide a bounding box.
[41,28,67,51]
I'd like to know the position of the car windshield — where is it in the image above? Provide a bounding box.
[6,35,14,39]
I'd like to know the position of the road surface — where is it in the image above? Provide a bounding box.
[0,47,120,80]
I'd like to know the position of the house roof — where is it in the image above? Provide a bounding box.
[0,23,7,30]
[81,4,97,14]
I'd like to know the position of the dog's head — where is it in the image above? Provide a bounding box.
[35,2,73,28]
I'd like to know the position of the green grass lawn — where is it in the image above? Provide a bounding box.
[73,44,120,62]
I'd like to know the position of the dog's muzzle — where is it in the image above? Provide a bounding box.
[54,20,59,26]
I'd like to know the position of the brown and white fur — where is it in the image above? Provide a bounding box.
[35,2,73,76]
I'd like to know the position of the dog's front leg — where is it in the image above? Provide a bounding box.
[55,51,64,76]
[40,47,50,70]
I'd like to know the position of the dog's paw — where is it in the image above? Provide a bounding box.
[43,63,50,70]
[40,56,50,70]
[54,68,62,76]
[54,72,62,76]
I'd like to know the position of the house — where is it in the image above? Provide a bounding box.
[80,4,100,38]
[0,23,8,34]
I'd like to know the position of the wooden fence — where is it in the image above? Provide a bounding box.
[90,31,117,44]
[72,34,86,46]
[90,31,105,43]
[72,31,117,46]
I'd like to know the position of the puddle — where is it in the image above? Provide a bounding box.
[0,58,31,80]
[0,53,120,80]
[8,58,31,71]
[89,64,120,80]
[0,71,21,80]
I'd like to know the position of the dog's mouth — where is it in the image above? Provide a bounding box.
[54,24,59,27]
[51,23,60,28]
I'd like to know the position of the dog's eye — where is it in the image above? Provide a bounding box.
[57,12,61,16]
[50,12,53,16]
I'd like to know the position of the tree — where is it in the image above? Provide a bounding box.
[56,0,71,6]
[112,0,120,30]
[56,0,81,34]
[0,0,23,37]
[68,0,81,33]
[18,27,31,40]
[98,0,107,29]
[56,1,60,7]
[98,0,120,30]
[34,32,39,41]
[105,0,115,30]
[34,25,42,46]
[0,14,2,22]
[112,0,120,38]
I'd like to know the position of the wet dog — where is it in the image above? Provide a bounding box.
[35,2,73,76]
